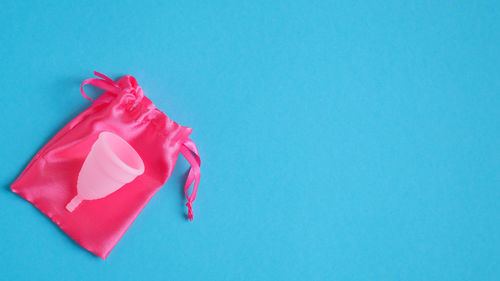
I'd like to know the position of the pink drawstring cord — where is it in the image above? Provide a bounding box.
[80,71,122,101]
[180,139,201,221]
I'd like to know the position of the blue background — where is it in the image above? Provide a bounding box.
[0,1,499,280]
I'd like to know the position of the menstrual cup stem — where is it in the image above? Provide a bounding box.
[66,196,83,212]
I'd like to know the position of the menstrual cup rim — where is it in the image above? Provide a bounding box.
[98,131,145,176]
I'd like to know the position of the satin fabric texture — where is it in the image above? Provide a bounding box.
[11,72,201,259]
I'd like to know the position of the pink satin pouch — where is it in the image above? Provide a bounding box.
[11,72,201,259]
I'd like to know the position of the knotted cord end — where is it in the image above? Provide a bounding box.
[186,201,194,221]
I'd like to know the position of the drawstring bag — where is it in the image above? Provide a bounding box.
[11,72,201,259]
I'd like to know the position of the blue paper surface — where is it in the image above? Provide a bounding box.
[0,1,499,280]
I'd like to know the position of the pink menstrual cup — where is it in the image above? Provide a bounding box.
[66,132,145,212]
